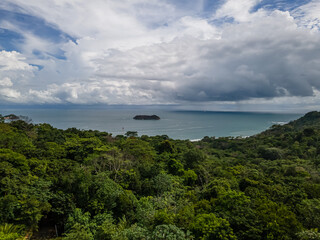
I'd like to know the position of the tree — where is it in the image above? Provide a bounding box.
[151,224,189,240]
[297,199,320,229]
[296,229,320,240]
[64,223,94,240]
[191,213,237,240]
[255,198,302,239]
[258,147,283,160]
[88,173,124,214]
[157,140,176,154]
[213,190,261,240]
[125,131,138,137]
[183,149,206,169]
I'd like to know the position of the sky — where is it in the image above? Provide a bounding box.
[0,0,320,112]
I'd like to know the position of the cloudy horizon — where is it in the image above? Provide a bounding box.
[0,0,320,112]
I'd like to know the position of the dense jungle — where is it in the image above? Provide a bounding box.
[1,111,320,240]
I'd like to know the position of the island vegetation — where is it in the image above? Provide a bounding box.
[133,115,160,120]
[1,111,320,239]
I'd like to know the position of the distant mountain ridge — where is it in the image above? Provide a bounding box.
[261,111,320,136]
[287,111,320,130]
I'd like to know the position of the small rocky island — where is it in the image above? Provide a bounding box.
[133,115,160,120]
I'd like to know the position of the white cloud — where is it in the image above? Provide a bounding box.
[0,50,38,102]
[293,0,320,31]
[0,50,36,71]
[90,10,320,103]
[213,0,265,22]
[0,88,22,101]
[0,77,13,87]
[0,50,37,89]
[0,0,319,111]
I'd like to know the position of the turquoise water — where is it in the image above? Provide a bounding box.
[0,108,302,140]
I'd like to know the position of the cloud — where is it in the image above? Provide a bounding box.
[92,10,320,103]
[0,88,21,100]
[292,0,320,31]
[0,77,13,87]
[213,0,264,22]
[0,50,37,102]
[0,0,319,111]
[0,50,36,71]
[0,50,37,91]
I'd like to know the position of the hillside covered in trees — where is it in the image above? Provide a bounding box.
[1,111,320,239]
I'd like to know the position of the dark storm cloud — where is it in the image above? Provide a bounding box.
[95,11,320,103]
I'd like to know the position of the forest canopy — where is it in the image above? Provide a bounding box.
[1,112,320,239]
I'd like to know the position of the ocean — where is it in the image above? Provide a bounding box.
[0,108,302,140]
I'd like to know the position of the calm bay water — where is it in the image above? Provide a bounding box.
[1,108,302,140]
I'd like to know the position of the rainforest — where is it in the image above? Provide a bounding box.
[1,111,320,240]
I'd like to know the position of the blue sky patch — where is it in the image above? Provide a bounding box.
[251,0,312,12]
[0,28,23,51]
[0,8,75,58]
[0,9,74,43]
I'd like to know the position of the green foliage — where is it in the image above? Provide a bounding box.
[191,213,237,240]
[35,123,65,146]
[125,131,138,137]
[0,123,35,155]
[94,215,116,240]
[297,199,320,229]
[89,173,124,214]
[183,148,206,169]
[255,198,302,239]
[135,197,155,228]
[0,232,21,240]
[182,169,197,186]
[157,140,176,154]
[0,149,29,171]
[64,223,94,240]
[121,224,149,240]
[2,111,320,239]
[0,223,24,240]
[151,224,188,240]
[259,147,283,160]
[213,190,261,239]
[65,136,102,162]
[297,229,320,240]
[152,172,178,196]
[167,158,184,176]
[65,208,92,233]
[201,178,232,199]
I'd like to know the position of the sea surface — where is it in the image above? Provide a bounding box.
[0,108,302,140]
